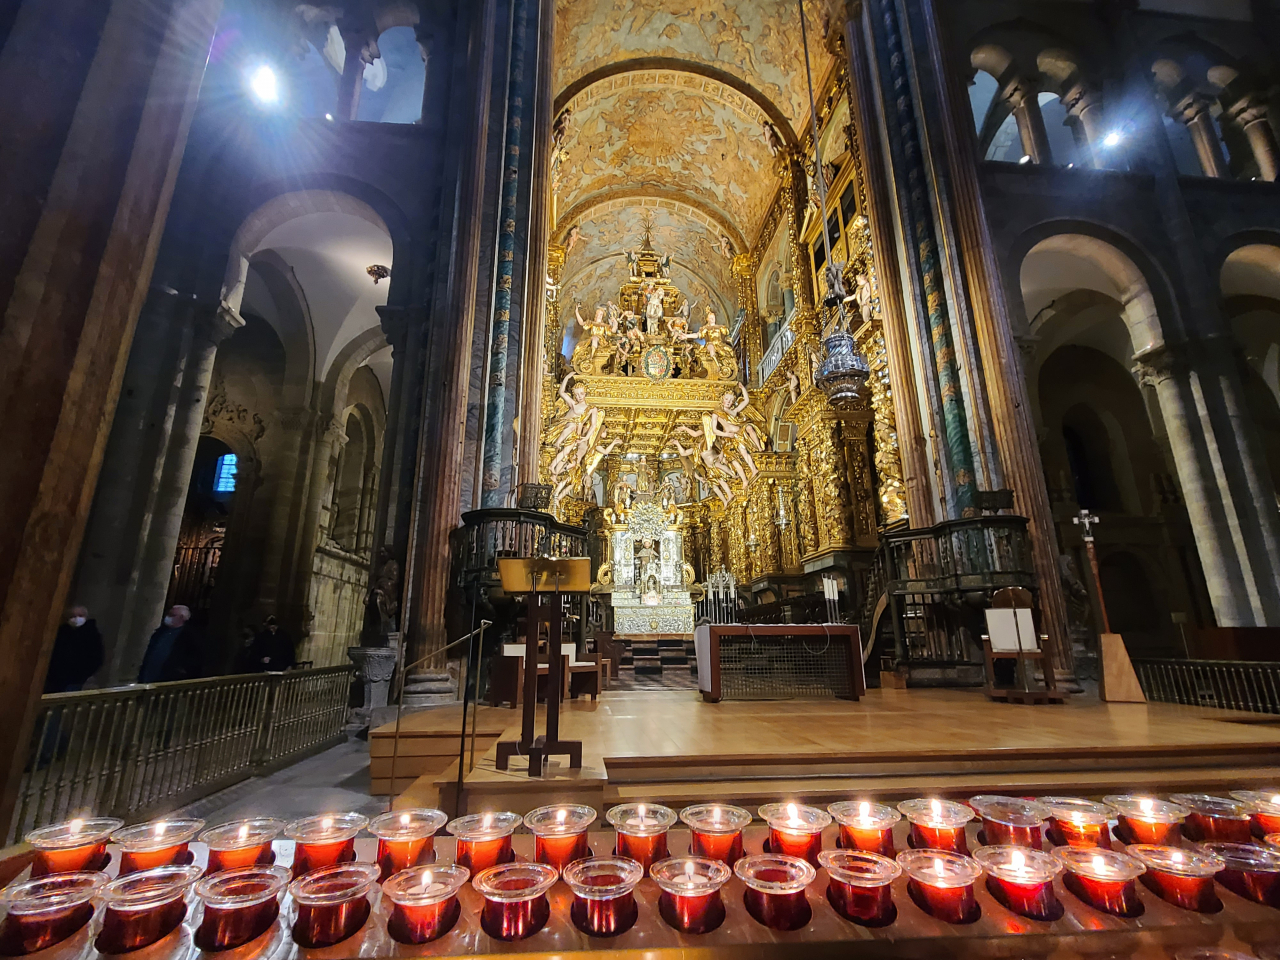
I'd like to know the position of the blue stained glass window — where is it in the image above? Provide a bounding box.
[214,454,238,492]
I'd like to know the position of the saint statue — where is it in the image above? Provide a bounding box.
[643,283,664,336]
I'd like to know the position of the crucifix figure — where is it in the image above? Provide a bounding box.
[1072,509,1110,633]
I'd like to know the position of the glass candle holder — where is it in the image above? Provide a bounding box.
[828,801,900,857]
[0,872,104,956]
[735,853,816,931]
[381,864,469,944]
[1169,794,1253,843]
[193,865,290,951]
[1038,797,1115,849]
[25,817,121,877]
[651,857,732,934]
[284,813,367,878]
[563,857,643,938]
[679,804,751,866]
[817,849,900,927]
[368,809,447,881]
[199,819,284,874]
[288,862,380,948]
[1053,847,1145,917]
[446,812,521,873]
[96,864,203,954]
[898,799,974,854]
[1103,795,1188,845]
[969,796,1047,849]
[524,804,597,874]
[897,849,982,924]
[472,862,558,941]
[1200,841,1280,907]
[606,803,677,873]
[1230,790,1280,837]
[759,803,830,867]
[1126,845,1223,912]
[111,818,204,875]
[973,845,1063,921]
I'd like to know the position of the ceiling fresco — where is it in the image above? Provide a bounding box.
[557,74,777,243]
[554,0,816,126]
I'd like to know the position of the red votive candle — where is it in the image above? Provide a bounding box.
[1169,793,1253,843]
[284,812,367,878]
[381,864,469,944]
[288,862,379,948]
[828,801,900,857]
[1038,797,1115,849]
[969,796,1047,849]
[898,849,982,924]
[818,849,900,926]
[446,811,520,873]
[472,862,558,941]
[651,857,731,934]
[759,802,830,867]
[606,803,676,873]
[1230,790,1280,837]
[680,804,751,865]
[111,818,204,875]
[0,872,103,955]
[898,798,974,854]
[368,808,447,881]
[1103,795,1187,846]
[1053,846,1145,917]
[199,819,283,874]
[735,853,815,931]
[974,845,1063,921]
[525,804,597,874]
[24,817,121,877]
[1201,841,1280,906]
[95,864,202,954]
[563,857,643,937]
[193,864,290,951]
[1128,844,1223,912]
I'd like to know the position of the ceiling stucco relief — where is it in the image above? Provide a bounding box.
[554,0,813,125]
[557,77,777,242]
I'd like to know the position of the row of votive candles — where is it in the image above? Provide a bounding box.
[7,789,1280,952]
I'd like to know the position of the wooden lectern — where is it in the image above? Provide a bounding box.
[494,557,590,777]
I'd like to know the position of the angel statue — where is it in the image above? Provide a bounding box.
[570,304,617,375]
[695,308,739,381]
[625,248,640,277]
[658,253,671,278]
[545,373,602,467]
[854,272,875,324]
[670,436,734,506]
[677,383,763,481]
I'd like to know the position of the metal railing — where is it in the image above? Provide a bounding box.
[1133,658,1280,714]
[9,666,353,843]
[758,317,795,385]
[883,516,1035,596]
[451,509,588,587]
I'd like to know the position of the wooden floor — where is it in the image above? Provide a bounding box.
[373,688,1280,813]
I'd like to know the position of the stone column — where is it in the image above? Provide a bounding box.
[335,25,375,121]
[1225,95,1280,182]
[1004,79,1052,164]
[1174,95,1230,179]
[118,302,243,678]
[1061,83,1106,167]
[250,405,314,620]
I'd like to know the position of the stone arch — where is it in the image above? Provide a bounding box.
[242,251,316,411]
[319,325,391,425]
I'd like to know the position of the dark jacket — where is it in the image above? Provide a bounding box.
[250,627,296,672]
[137,623,202,683]
[44,620,105,693]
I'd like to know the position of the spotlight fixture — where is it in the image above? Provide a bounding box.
[248,65,279,104]
[1103,131,1123,148]
[1019,155,1032,164]
[366,265,391,285]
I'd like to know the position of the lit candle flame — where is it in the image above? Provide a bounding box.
[930,799,942,821]
[685,861,695,879]
[637,805,646,820]
[321,817,333,830]
[154,822,167,838]
[418,869,432,894]
[787,803,800,828]
[1092,854,1106,874]
[556,809,567,824]
[69,818,83,835]
[1271,794,1280,807]
[482,813,492,829]
[712,806,720,824]
[1139,798,1153,816]
[1011,850,1025,874]
[933,857,944,877]
[1172,850,1183,863]
[1072,812,1083,824]
[400,813,410,826]
[859,801,871,824]
[237,824,249,842]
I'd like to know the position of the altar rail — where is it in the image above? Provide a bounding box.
[7,666,353,843]
[1133,658,1280,714]
[451,509,588,586]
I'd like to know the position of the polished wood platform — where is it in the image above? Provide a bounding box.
[375,688,1280,814]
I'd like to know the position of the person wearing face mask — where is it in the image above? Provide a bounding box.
[136,604,202,683]
[43,605,104,693]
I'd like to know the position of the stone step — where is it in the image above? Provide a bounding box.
[659,651,687,665]
[632,656,663,675]
[402,692,458,707]
[403,680,455,694]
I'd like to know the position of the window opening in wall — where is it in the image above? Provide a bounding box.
[214,453,238,493]
[1038,92,1078,167]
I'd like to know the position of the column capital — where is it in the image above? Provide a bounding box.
[274,404,315,434]
[1224,92,1271,128]
[376,304,426,352]
[321,416,349,446]
[1173,92,1217,125]
[1132,342,1187,387]
[193,300,245,346]
[1059,82,1098,118]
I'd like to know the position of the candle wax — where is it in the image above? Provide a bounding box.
[826,878,894,926]
[118,844,191,875]
[767,828,823,867]
[742,885,812,932]
[615,832,668,872]
[207,844,275,873]
[907,879,979,924]
[195,898,280,951]
[839,825,895,857]
[1047,818,1111,849]
[1182,811,1252,843]
[980,819,1042,850]
[31,844,108,878]
[689,830,744,865]
[455,835,514,873]
[1116,816,1178,846]
[376,837,433,882]
[909,823,969,854]
[1140,870,1220,912]
[570,890,638,938]
[387,897,460,944]
[292,896,370,948]
[985,875,1061,921]
[0,903,94,955]
[292,837,356,878]
[534,832,590,872]
[96,899,188,954]
[480,895,550,941]
[1063,872,1142,917]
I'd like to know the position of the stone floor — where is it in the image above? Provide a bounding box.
[607,663,699,692]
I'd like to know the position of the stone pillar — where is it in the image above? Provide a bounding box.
[1061,83,1106,167]
[1004,79,1052,164]
[1225,95,1280,182]
[119,303,243,678]
[1174,95,1230,179]
[335,25,375,121]
[251,405,314,620]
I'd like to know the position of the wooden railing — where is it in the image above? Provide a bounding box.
[1133,658,1280,714]
[451,509,588,587]
[8,666,353,843]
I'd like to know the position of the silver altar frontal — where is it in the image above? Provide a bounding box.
[598,490,695,635]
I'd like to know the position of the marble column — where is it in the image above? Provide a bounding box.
[1225,95,1280,182]
[119,302,244,678]
[1175,95,1230,179]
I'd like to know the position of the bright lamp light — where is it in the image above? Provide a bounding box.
[248,65,279,104]
[1103,131,1123,148]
